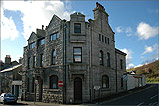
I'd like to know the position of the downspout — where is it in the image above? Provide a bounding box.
[115,51,118,93]
[89,22,92,102]
[88,19,93,102]
[63,20,67,104]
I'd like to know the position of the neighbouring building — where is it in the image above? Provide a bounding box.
[0,64,22,98]
[22,2,126,104]
[0,55,20,71]
[126,72,146,90]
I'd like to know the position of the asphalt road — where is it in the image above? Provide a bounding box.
[0,84,158,106]
[101,84,159,106]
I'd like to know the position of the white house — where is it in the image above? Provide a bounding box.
[126,74,146,90]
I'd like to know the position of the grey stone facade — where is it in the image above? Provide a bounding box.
[22,2,126,104]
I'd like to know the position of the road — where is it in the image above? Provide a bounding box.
[101,84,159,105]
[0,84,158,106]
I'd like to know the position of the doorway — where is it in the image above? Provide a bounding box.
[38,77,43,102]
[74,77,82,103]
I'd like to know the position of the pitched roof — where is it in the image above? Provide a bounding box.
[0,64,22,73]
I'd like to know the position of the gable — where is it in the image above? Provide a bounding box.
[27,32,36,43]
[47,15,62,30]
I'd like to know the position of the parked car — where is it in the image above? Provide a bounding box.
[0,93,17,104]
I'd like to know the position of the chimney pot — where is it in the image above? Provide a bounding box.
[42,25,44,30]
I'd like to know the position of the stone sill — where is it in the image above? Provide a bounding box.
[100,88,111,91]
[48,89,62,92]
[72,34,86,36]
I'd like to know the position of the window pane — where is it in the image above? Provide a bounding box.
[53,50,56,57]
[50,35,53,41]
[102,35,104,42]
[53,34,56,40]
[33,56,36,67]
[102,75,109,88]
[107,53,110,67]
[41,39,45,45]
[56,33,59,38]
[29,42,35,49]
[107,38,109,44]
[99,34,101,41]
[74,48,81,55]
[50,75,58,89]
[74,23,81,33]
[105,37,107,43]
[41,54,43,67]
[39,38,45,45]
[52,50,56,65]
[99,51,103,65]
[28,57,31,69]
[74,56,81,62]
[120,59,123,69]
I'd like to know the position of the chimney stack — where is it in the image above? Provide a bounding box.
[19,57,23,64]
[5,55,11,65]
[42,25,44,30]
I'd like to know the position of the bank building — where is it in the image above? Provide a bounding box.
[22,2,127,104]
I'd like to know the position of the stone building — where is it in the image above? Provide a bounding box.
[22,2,126,104]
[0,64,22,98]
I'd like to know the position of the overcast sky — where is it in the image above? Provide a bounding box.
[1,0,159,69]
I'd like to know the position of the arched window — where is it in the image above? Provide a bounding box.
[121,78,123,87]
[52,50,56,65]
[50,75,58,89]
[27,78,30,92]
[102,75,109,88]
[107,52,110,67]
[99,50,104,65]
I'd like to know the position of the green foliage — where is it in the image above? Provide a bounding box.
[127,60,159,83]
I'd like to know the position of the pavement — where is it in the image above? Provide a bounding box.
[0,84,154,106]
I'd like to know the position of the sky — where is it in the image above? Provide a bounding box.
[1,0,159,69]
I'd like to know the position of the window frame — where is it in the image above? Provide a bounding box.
[73,47,82,63]
[102,35,104,42]
[50,32,59,41]
[50,75,58,89]
[40,54,43,67]
[99,34,101,41]
[28,57,31,69]
[107,38,109,44]
[105,37,107,43]
[102,75,109,88]
[107,52,110,67]
[52,50,56,65]
[38,38,45,46]
[74,23,81,33]
[27,78,30,92]
[33,56,36,68]
[121,77,123,88]
[32,77,35,93]
[99,50,104,65]
[120,59,123,69]
[29,42,35,49]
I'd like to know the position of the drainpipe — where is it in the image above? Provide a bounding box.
[63,20,67,104]
[88,19,93,102]
[115,52,118,93]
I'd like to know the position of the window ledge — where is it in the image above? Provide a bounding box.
[48,89,61,92]
[72,34,85,36]
[100,88,111,91]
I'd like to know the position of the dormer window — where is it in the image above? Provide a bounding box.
[39,38,45,46]
[74,23,81,33]
[50,32,59,41]
[29,42,35,49]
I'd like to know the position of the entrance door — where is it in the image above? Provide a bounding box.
[38,77,43,102]
[74,77,82,103]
